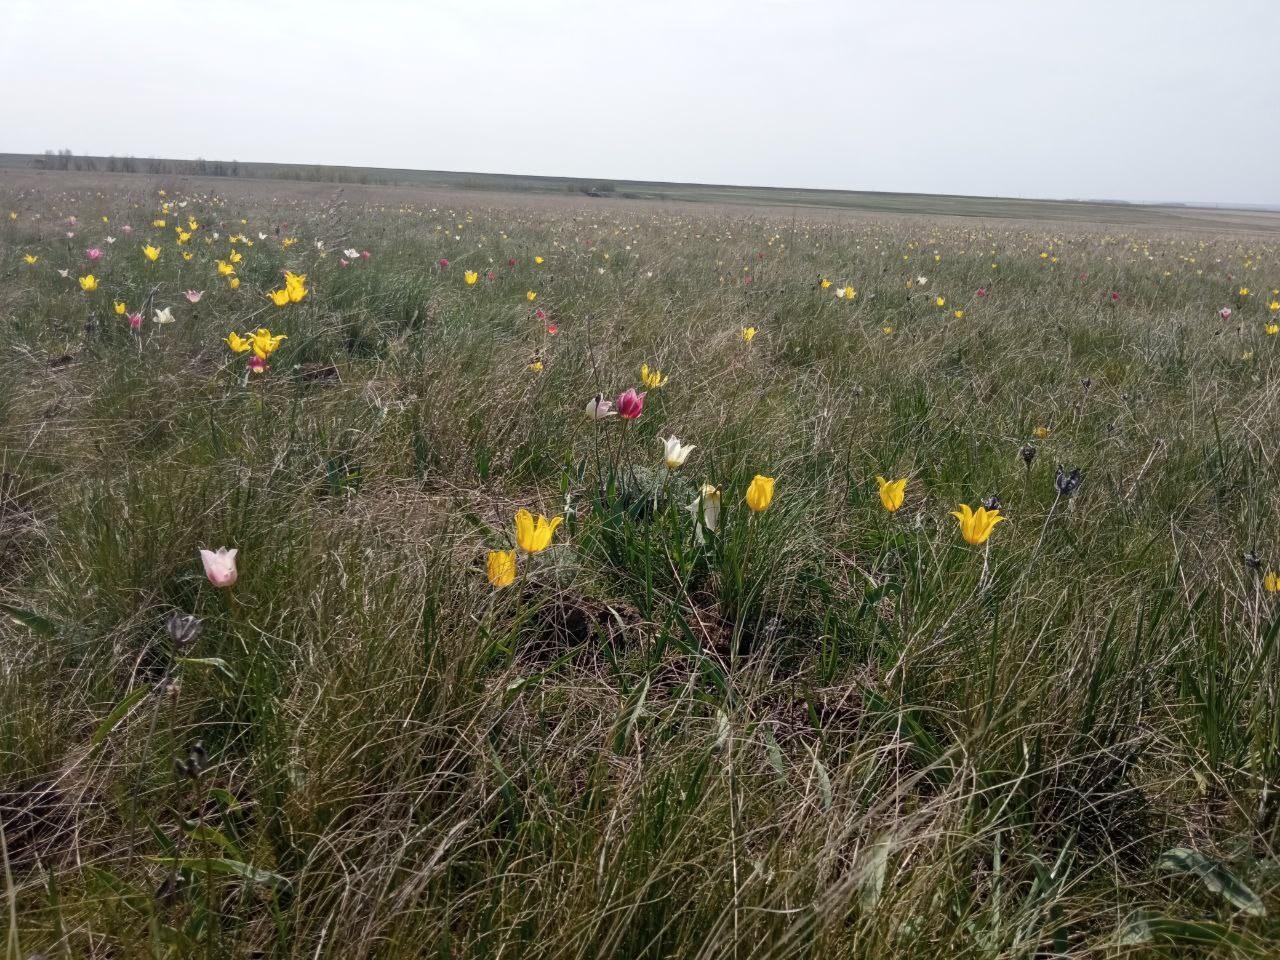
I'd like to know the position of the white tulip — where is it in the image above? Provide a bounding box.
[661,436,695,469]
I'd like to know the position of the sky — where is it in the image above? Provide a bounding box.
[3,0,1277,205]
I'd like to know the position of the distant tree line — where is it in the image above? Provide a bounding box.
[32,149,381,184]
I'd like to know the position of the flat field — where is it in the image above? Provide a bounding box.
[2,170,1280,958]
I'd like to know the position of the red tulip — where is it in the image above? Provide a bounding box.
[616,388,646,419]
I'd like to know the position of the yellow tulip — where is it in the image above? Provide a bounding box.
[267,289,290,307]
[745,474,775,513]
[487,550,517,588]
[820,278,832,289]
[514,508,562,553]
[225,332,251,353]
[216,260,235,277]
[935,296,946,308]
[142,245,160,262]
[1269,301,1280,313]
[464,270,479,285]
[113,300,127,315]
[534,256,544,265]
[152,219,166,228]
[79,274,98,291]
[741,326,757,342]
[640,363,668,389]
[1267,323,1279,336]
[952,504,1005,545]
[284,271,307,303]
[229,277,241,289]
[876,476,907,512]
[23,254,38,265]
[526,290,537,302]
[1264,571,1280,593]
[1033,426,1050,439]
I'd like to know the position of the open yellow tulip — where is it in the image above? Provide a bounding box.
[514,509,562,553]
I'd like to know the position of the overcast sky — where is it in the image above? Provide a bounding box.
[4,0,1277,205]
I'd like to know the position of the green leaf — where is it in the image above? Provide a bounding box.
[761,728,786,779]
[176,656,236,680]
[0,601,57,637]
[90,687,150,747]
[1117,910,1251,949]
[1157,847,1266,917]
[148,856,289,891]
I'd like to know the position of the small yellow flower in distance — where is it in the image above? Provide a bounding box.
[464,270,479,285]
[514,509,562,553]
[876,476,907,512]
[528,359,544,372]
[953,310,965,319]
[229,277,240,289]
[741,326,757,342]
[1267,323,1279,336]
[534,256,544,265]
[143,245,160,262]
[176,231,191,245]
[487,549,516,588]
[1239,287,1250,296]
[952,504,1005,545]
[882,325,894,334]
[152,219,166,228]
[640,363,668,389]
[526,290,537,302]
[8,212,16,220]
[79,274,98,291]
[935,296,946,308]
[23,253,38,265]
[1264,571,1280,593]
[229,250,243,264]
[1033,426,1050,439]
[1269,300,1280,313]
[225,332,251,353]
[112,300,126,315]
[745,474,775,513]
[820,278,832,289]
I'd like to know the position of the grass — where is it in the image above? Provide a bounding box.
[1,172,1279,958]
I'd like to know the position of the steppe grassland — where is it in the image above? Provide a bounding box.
[2,173,1280,957]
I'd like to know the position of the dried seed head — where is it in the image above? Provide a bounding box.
[1055,465,1083,498]
[982,494,1002,511]
[1020,444,1037,468]
[166,611,202,649]
[1243,551,1262,570]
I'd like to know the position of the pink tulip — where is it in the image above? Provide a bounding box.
[438,258,449,269]
[976,287,987,297]
[1109,291,1120,302]
[248,356,267,374]
[508,258,517,266]
[486,270,496,281]
[1219,307,1232,320]
[199,547,238,588]
[340,258,350,267]
[360,250,370,260]
[122,225,133,234]
[616,388,647,420]
[534,308,547,321]
[127,312,143,331]
[86,248,102,261]
[546,324,558,335]
[184,290,203,303]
